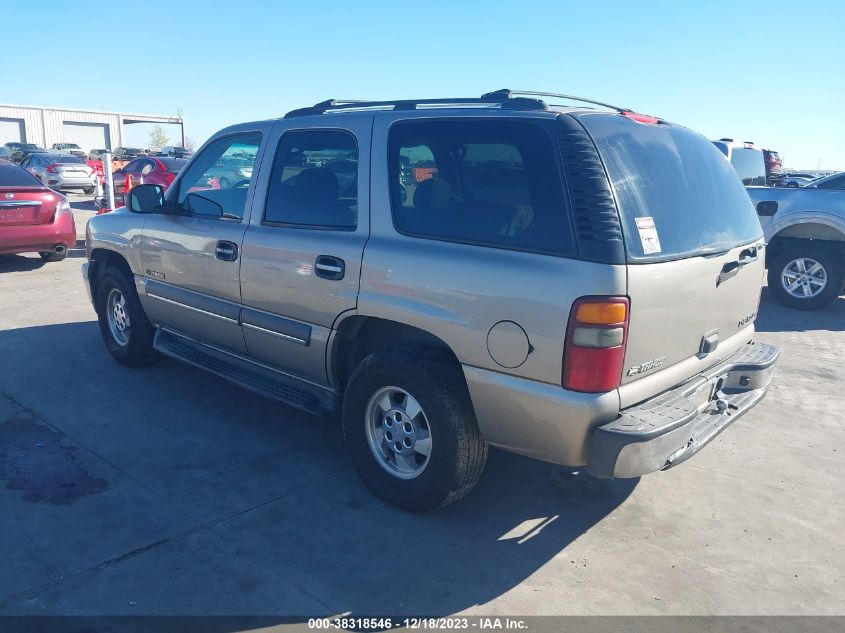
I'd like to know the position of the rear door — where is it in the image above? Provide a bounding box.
[238,115,372,386]
[572,112,766,407]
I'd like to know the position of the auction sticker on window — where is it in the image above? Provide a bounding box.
[635,216,662,254]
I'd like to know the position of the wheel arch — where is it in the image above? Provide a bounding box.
[88,248,134,303]
[766,222,845,267]
[330,315,462,392]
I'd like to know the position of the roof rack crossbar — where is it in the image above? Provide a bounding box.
[483,89,630,113]
[284,94,548,118]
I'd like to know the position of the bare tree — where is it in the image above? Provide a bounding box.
[149,125,169,150]
[183,136,197,152]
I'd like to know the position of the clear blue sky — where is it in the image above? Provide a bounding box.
[3,0,843,169]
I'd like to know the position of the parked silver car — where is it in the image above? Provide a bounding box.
[83,90,778,512]
[51,142,86,158]
[21,152,97,193]
[747,171,845,309]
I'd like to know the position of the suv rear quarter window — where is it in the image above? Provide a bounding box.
[389,119,575,257]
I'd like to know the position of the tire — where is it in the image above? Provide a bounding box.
[768,244,844,310]
[219,177,230,189]
[342,348,487,512]
[39,250,67,262]
[95,267,157,366]
[83,187,95,195]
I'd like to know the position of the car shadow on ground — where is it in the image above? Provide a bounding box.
[756,288,845,333]
[0,254,47,273]
[0,321,637,618]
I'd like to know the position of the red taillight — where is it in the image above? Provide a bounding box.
[563,296,630,393]
[162,171,176,188]
[622,111,660,124]
[46,163,60,173]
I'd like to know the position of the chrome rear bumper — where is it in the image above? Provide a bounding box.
[588,341,779,478]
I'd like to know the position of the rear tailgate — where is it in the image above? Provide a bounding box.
[572,112,765,407]
[0,164,60,225]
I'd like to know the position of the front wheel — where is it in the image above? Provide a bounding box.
[95,267,157,365]
[768,245,844,310]
[342,349,487,512]
[83,186,95,194]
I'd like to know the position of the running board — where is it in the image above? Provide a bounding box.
[154,328,336,415]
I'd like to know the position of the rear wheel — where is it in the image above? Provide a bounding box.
[342,348,487,512]
[95,267,157,365]
[768,245,844,310]
[83,187,95,194]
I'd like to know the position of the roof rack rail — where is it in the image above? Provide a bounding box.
[284,93,549,118]
[482,89,630,113]
[283,89,628,118]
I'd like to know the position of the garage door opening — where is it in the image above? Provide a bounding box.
[1,118,26,145]
[62,121,110,153]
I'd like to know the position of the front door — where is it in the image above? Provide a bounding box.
[239,116,373,385]
[139,130,266,354]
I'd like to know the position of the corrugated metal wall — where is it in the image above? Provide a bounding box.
[1,105,181,152]
[0,105,122,149]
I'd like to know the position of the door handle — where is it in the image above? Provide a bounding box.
[315,255,345,280]
[215,240,238,262]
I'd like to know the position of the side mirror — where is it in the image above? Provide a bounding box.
[128,184,165,214]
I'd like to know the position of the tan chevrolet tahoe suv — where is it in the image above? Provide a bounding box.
[82,90,778,512]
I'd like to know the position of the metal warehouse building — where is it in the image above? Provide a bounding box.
[0,103,183,152]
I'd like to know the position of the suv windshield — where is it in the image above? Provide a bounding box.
[576,113,763,262]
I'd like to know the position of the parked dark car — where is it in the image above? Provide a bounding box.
[3,142,46,163]
[113,147,145,159]
[159,145,193,158]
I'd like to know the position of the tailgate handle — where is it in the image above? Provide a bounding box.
[718,247,758,286]
[699,329,719,356]
[738,246,758,265]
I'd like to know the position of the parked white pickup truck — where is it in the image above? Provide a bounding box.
[747,172,845,310]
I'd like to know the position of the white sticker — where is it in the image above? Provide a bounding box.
[635,216,662,254]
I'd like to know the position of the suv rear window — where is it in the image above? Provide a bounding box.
[577,114,763,262]
[389,119,574,256]
[0,164,43,187]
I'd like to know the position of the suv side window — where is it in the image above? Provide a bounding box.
[263,129,358,230]
[177,132,261,220]
[389,119,574,256]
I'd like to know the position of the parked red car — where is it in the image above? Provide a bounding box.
[112,157,188,196]
[0,159,76,262]
[762,149,783,178]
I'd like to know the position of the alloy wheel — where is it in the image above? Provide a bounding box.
[106,288,131,346]
[364,386,432,479]
[781,257,827,299]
